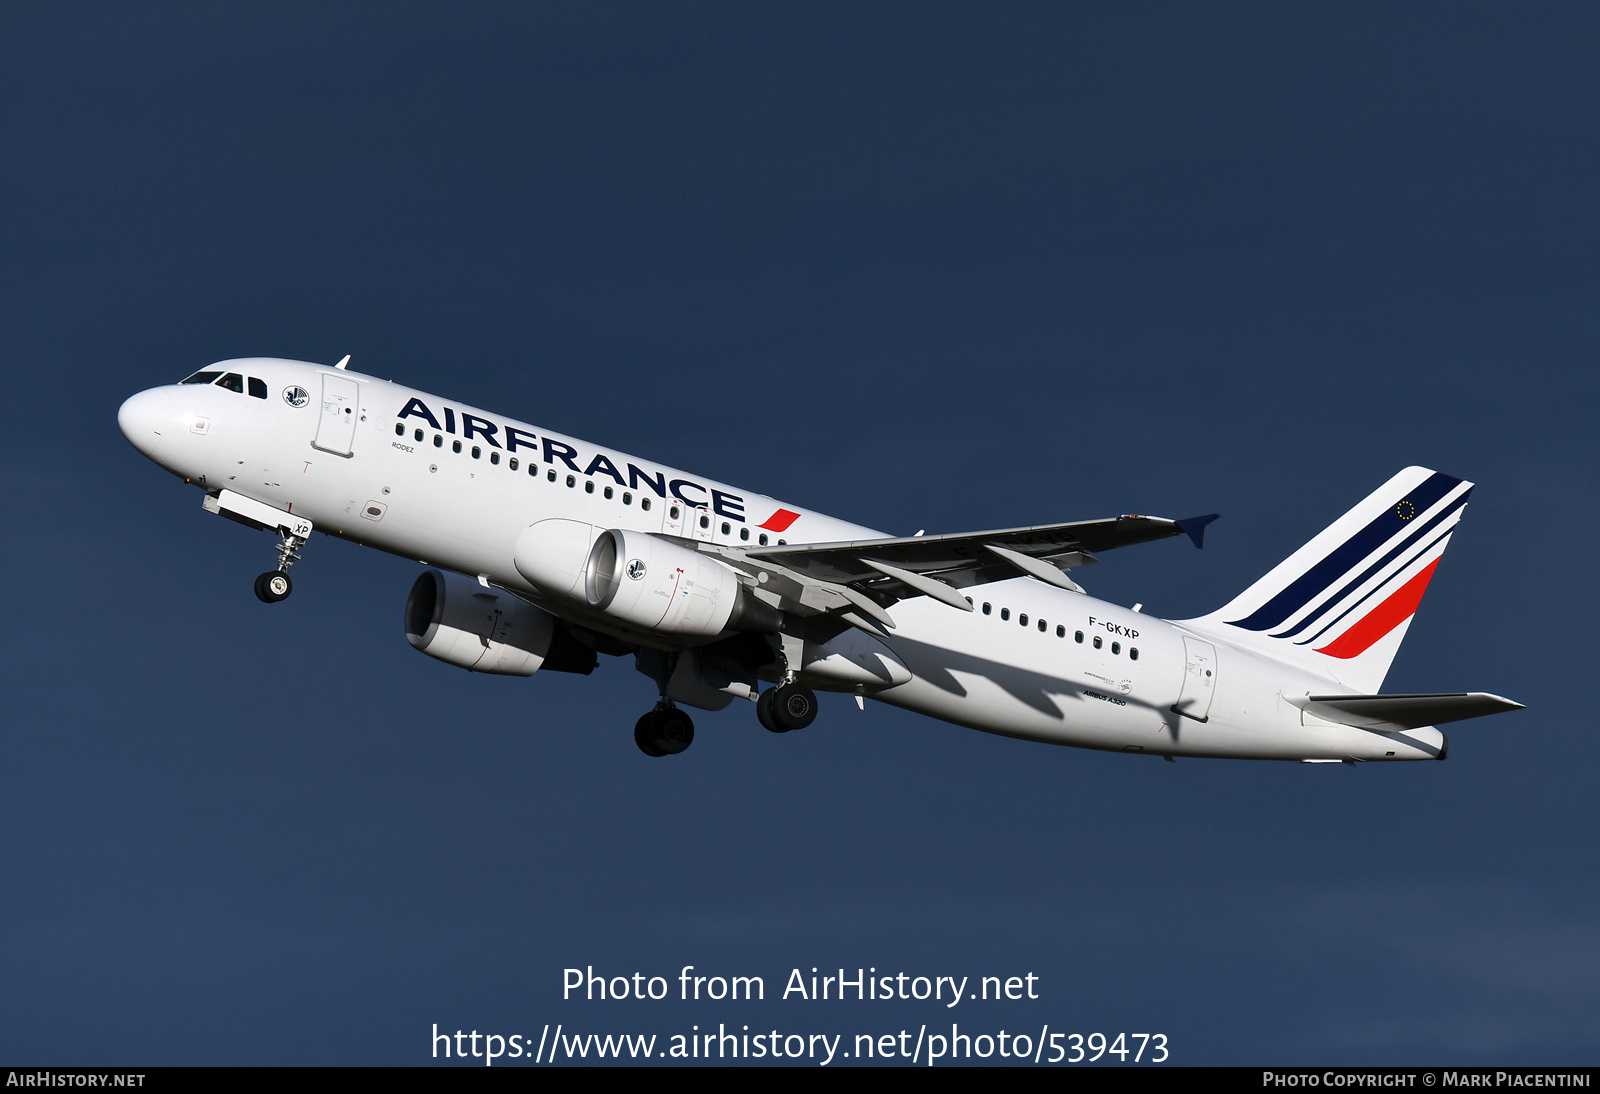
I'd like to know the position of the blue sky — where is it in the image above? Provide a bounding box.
[2,2,1596,1065]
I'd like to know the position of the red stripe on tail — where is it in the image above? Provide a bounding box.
[1315,559,1440,660]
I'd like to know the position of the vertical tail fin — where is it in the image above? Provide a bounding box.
[1185,466,1473,693]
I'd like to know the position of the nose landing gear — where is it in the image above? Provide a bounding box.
[254,530,308,604]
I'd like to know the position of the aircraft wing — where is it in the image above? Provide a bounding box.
[708,512,1218,636]
[738,513,1218,585]
[1290,692,1525,730]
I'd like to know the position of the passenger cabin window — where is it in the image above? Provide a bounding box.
[414,429,424,442]
[216,372,244,393]
[1019,614,1028,627]
[1111,642,1120,655]
[395,423,404,436]
[740,527,749,541]
[1075,631,1084,643]
[622,492,632,505]
[1130,648,1139,661]
[452,440,462,453]
[1056,625,1066,638]
[1000,608,1010,621]
[433,435,443,448]
[982,602,991,615]
[489,451,498,464]
[248,377,267,399]
[566,475,576,488]
[471,446,481,459]
[641,497,652,511]
[604,486,613,499]
[181,371,222,385]
[585,481,594,493]
[509,457,518,470]
[721,522,730,535]
[1093,636,1102,649]
[758,533,768,545]
[1038,619,1047,632]
[547,469,556,482]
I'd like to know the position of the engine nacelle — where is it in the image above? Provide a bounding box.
[583,528,779,638]
[405,568,591,675]
[514,518,595,599]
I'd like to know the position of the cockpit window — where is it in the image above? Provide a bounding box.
[216,372,244,393]
[247,377,267,399]
[181,371,222,385]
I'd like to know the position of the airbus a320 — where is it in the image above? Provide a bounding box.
[118,357,1522,761]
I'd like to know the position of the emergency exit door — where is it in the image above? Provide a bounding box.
[660,500,684,537]
[692,505,714,542]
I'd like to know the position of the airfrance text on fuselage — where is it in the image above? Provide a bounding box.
[396,398,748,522]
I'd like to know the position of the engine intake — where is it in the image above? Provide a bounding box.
[404,568,596,675]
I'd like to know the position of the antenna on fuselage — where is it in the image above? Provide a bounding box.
[334,355,351,370]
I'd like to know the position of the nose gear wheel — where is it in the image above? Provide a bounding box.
[254,570,293,603]
[254,529,308,603]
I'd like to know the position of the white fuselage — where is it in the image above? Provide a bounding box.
[119,358,1446,762]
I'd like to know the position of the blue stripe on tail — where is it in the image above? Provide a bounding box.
[1225,472,1462,632]
[1292,523,1460,646]
[1269,490,1471,639]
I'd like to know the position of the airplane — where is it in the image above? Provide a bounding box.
[117,356,1522,761]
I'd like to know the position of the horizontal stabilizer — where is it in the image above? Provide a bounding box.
[1289,692,1524,730]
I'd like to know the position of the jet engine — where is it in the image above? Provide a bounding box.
[583,528,779,638]
[404,568,595,675]
[514,518,594,599]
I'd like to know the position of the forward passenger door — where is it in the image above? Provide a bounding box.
[312,373,360,456]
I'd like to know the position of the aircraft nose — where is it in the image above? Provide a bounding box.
[118,388,169,458]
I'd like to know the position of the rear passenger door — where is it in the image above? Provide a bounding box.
[1172,637,1217,722]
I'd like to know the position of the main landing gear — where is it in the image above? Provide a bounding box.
[628,649,819,755]
[635,705,695,757]
[632,649,694,757]
[254,530,308,604]
[757,681,818,733]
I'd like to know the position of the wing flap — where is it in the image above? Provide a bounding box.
[704,512,1214,639]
